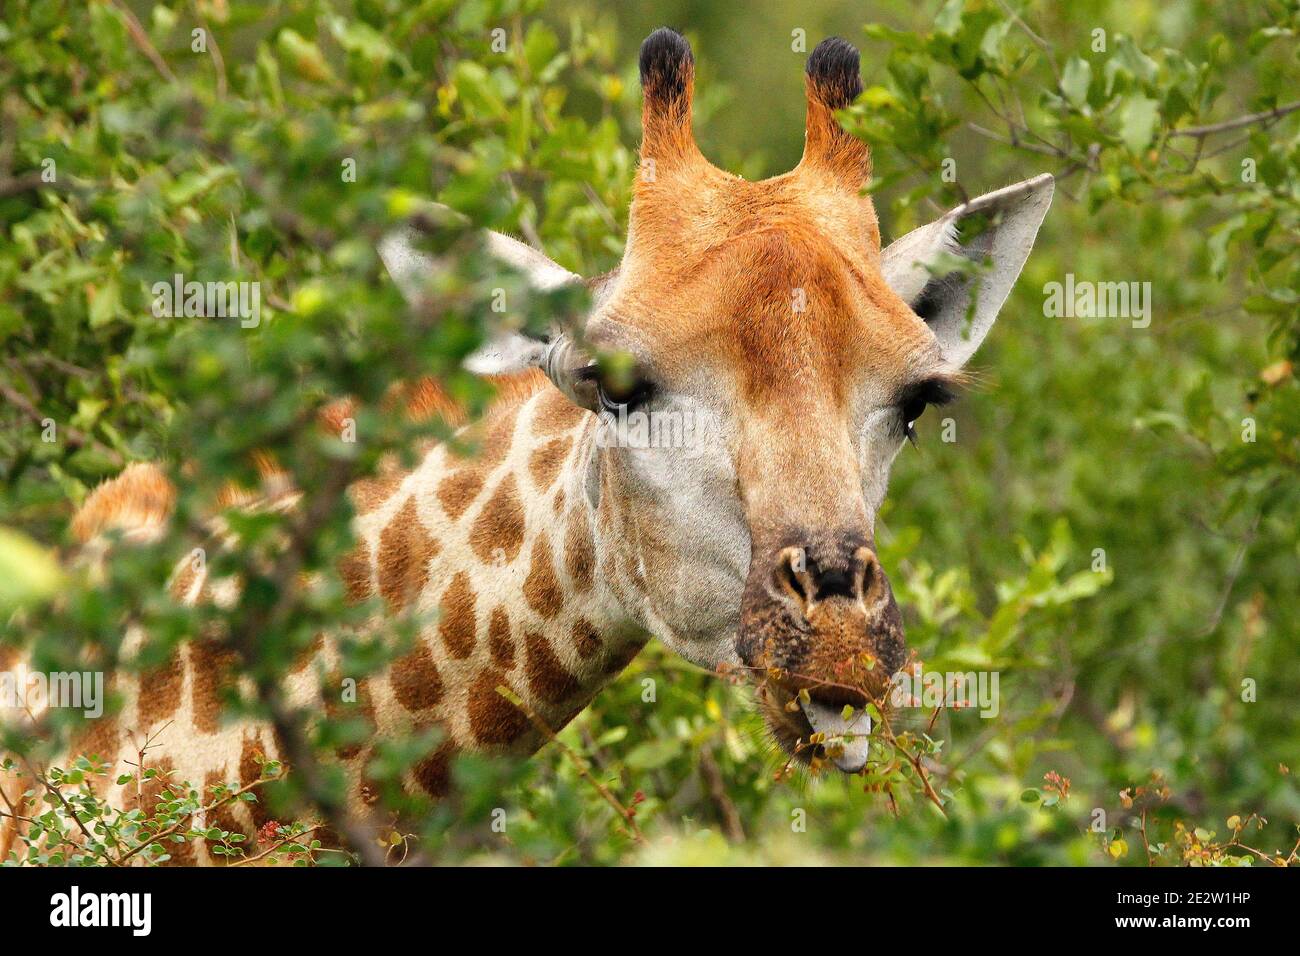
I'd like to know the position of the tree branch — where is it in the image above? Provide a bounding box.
[1169,100,1300,138]
[496,686,646,846]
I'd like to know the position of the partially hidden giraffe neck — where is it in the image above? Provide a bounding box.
[5,372,649,865]
[336,371,648,784]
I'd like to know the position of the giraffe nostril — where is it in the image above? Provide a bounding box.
[854,546,883,602]
[773,546,815,611]
[772,545,873,611]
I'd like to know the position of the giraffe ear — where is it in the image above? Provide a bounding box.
[379,222,580,309]
[881,174,1054,367]
[379,220,580,378]
[379,221,612,407]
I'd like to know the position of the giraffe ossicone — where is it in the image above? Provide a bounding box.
[1,28,1052,864]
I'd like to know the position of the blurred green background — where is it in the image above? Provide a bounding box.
[1,0,1296,865]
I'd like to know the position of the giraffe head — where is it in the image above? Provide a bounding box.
[386,29,1053,772]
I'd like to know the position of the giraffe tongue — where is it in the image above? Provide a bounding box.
[800,699,873,773]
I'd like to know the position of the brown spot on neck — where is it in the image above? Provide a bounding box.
[324,671,377,759]
[563,509,595,593]
[137,647,184,729]
[377,496,439,611]
[527,435,573,492]
[191,639,239,735]
[337,541,373,604]
[414,740,457,798]
[468,670,531,746]
[389,640,444,712]
[570,618,603,659]
[450,400,519,469]
[438,405,522,519]
[349,472,406,517]
[437,572,477,659]
[436,470,485,520]
[488,606,515,669]
[523,537,565,619]
[469,475,526,564]
[603,636,648,676]
[69,710,120,782]
[524,630,582,705]
[532,388,588,436]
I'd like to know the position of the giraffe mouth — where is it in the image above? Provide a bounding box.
[800,697,872,772]
[756,682,875,773]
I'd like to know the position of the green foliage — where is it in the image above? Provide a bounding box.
[1,0,1297,865]
[0,750,329,866]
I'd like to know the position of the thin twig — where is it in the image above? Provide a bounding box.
[202,21,228,99]
[0,375,125,467]
[1138,808,1154,866]
[995,0,1060,82]
[0,170,92,199]
[698,746,745,842]
[496,686,647,845]
[1195,504,1265,638]
[110,0,177,83]
[229,824,323,867]
[967,122,1063,158]
[1169,100,1300,138]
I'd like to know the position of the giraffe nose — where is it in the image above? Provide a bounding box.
[772,544,879,615]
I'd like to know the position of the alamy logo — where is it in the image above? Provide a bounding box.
[595,405,711,457]
[0,670,103,718]
[152,273,261,328]
[889,665,1000,718]
[1042,273,1152,328]
[49,887,152,936]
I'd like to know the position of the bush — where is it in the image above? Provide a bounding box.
[1,0,1297,865]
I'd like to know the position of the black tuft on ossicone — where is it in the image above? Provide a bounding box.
[806,36,862,107]
[639,27,693,102]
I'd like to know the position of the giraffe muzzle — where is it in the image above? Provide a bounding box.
[737,530,908,772]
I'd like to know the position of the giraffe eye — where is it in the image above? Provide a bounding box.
[596,377,655,413]
[901,395,928,428]
[576,362,656,413]
[896,378,958,444]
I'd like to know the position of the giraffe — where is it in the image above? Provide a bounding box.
[0,29,1053,864]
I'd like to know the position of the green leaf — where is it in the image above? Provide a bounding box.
[624,738,682,770]
[1118,95,1160,153]
[1061,57,1092,109]
[523,23,560,76]
[0,526,65,611]
[87,277,122,328]
[277,29,336,84]
[935,0,966,37]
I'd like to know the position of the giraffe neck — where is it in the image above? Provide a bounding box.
[21,375,652,865]
[335,375,648,796]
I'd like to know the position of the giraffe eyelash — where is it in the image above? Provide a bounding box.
[576,362,657,412]
[897,377,960,444]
